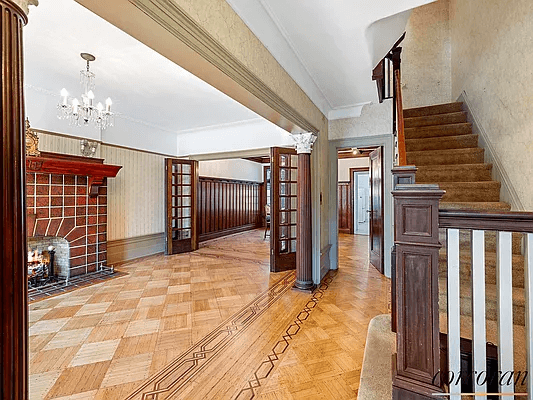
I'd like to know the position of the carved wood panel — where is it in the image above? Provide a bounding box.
[338,182,352,234]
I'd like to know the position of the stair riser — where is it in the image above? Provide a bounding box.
[405,123,472,140]
[407,150,484,166]
[406,135,478,152]
[404,102,463,119]
[440,183,501,202]
[438,292,525,326]
[417,166,492,183]
[404,112,467,128]
[440,202,512,211]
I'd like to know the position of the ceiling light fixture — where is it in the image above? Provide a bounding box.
[57,53,114,130]
[352,147,360,155]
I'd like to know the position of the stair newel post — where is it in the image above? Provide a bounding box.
[391,166,418,333]
[392,183,445,399]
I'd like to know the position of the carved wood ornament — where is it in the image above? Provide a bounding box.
[25,118,40,157]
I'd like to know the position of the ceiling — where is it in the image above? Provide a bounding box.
[23,0,262,136]
[226,0,434,119]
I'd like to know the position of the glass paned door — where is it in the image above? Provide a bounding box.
[270,147,298,272]
[165,158,198,254]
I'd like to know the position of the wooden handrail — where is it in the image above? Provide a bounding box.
[395,69,406,166]
[439,209,533,233]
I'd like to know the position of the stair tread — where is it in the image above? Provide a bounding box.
[405,122,472,136]
[406,147,483,156]
[404,111,467,128]
[440,201,511,211]
[403,102,463,118]
[439,277,525,306]
[405,134,478,152]
[417,163,491,171]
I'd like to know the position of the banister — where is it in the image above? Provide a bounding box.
[439,209,533,232]
[394,69,406,166]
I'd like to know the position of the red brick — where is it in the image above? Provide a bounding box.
[98,206,107,215]
[98,186,107,196]
[51,175,63,185]
[76,197,87,206]
[34,219,49,237]
[97,215,107,224]
[76,206,86,216]
[76,186,87,196]
[87,206,97,215]
[76,176,87,185]
[36,174,49,184]
[64,196,75,207]
[98,224,106,233]
[64,176,75,185]
[64,186,76,195]
[64,207,75,217]
[26,173,35,184]
[87,216,97,225]
[36,185,50,196]
[88,197,97,205]
[66,227,85,242]
[69,237,86,247]
[70,246,86,258]
[98,234,106,243]
[50,208,63,218]
[46,218,62,237]
[98,253,106,262]
[98,243,107,252]
[36,208,49,219]
[87,234,97,244]
[58,217,75,237]
[70,256,86,267]
[98,197,107,205]
[36,197,49,207]
[27,197,35,208]
[51,186,63,196]
[87,244,96,255]
[86,263,97,273]
[87,254,97,264]
[27,185,34,196]
[76,217,87,226]
[27,213,36,237]
[51,196,63,207]
[87,225,97,235]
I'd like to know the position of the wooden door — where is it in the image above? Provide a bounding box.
[369,148,384,273]
[270,147,298,272]
[165,158,198,255]
[338,182,352,234]
[354,172,370,235]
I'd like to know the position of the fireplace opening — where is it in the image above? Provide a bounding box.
[27,236,69,286]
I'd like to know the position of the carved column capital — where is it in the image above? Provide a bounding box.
[291,132,317,154]
[9,0,38,16]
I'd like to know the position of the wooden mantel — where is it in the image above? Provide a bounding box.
[26,151,122,197]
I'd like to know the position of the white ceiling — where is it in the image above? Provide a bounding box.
[23,0,261,136]
[226,0,434,119]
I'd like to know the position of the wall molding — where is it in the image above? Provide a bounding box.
[127,0,319,135]
[107,232,165,266]
[458,91,525,211]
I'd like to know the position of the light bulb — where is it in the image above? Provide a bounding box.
[105,98,112,112]
[87,90,95,99]
[96,102,104,112]
[60,88,68,105]
[72,98,80,114]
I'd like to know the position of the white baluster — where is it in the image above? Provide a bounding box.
[447,228,461,400]
[497,231,514,399]
[525,233,533,400]
[472,230,487,398]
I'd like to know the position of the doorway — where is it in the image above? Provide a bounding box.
[353,169,370,235]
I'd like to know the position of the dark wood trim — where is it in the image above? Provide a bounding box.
[337,152,371,159]
[439,209,533,232]
[349,167,370,235]
[338,181,352,234]
[107,233,165,265]
[369,147,384,273]
[244,156,270,164]
[295,152,313,290]
[392,184,445,398]
[1,2,29,398]
[199,224,257,242]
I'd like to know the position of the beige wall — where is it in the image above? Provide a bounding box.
[450,0,533,210]
[402,0,452,108]
[329,102,392,140]
[338,158,369,181]
[37,132,165,241]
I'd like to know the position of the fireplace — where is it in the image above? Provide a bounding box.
[26,150,121,278]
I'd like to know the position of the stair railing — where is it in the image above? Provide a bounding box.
[394,69,407,166]
[392,180,533,399]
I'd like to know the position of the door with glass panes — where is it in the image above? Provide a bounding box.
[165,158,198,254]
[270,147,298,272]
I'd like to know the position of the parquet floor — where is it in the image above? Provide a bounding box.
[28,231,390,400]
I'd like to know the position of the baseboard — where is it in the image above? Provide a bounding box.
[199,224,260,243]
[320,244,332,279]
[107,233,165,266]
[458,91,525,211]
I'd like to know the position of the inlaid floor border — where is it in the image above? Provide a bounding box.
[125,270,296,400]
[234,270,337,400]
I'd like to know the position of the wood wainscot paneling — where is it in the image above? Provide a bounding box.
[338,181,353,234]
[198,176,262,242]
[107,233,165,266]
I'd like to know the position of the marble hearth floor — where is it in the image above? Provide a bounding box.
[29,231,390,399]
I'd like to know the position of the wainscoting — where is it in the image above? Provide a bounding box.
[338,181,353,234]
[107,232,165,266]
[198,176,262,242]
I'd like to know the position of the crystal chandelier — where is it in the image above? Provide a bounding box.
[57,53,114,130]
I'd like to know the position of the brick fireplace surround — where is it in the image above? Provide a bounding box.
[26,152,121,277]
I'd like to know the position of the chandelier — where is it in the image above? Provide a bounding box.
[57,53,114,130]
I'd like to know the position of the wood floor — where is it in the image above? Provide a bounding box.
[28,231,390,399]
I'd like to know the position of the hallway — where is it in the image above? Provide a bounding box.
[29,232,389,399]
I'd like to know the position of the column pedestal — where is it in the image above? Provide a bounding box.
[1,1,33,399]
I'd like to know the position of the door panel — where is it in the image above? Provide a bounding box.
[355,172,370,235]
[338,182,352,234]
[369,148,384,273]
[270,147,298,272]
[165,158,198,255]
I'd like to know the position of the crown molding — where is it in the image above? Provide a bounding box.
[127,0,319,135]
[328,102,372,120]
[175,117,265,135]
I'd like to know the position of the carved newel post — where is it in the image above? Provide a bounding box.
[292,133,317,291]
[1,1,38,399]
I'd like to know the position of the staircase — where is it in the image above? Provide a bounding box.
[402,102,527,389]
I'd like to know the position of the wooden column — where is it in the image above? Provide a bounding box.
[1,1,35,399]
[292,133,316,291]
[392,184,444,400]
[390,166,417,333]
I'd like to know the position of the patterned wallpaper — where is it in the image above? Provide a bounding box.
[37,133,165,241]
